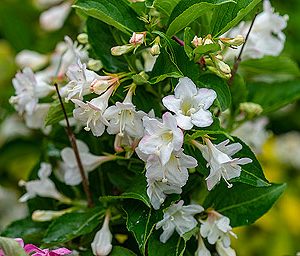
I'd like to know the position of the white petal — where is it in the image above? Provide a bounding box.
[191,108,213,127]
[174,77,197,99]
[162,95,181,114]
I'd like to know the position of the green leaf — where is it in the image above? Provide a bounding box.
[231,136,270,187]
[123,201,161,254]
[73,0,144,35]
[193,43,221,56]
[153,0,181,16]
[166,0,234,37]
[204,183,286,227]
[230,73,248,109]
[247,80,300,113]
[110,246,137,256]
[1,217,49,244]
[240,56,300,83]
[86,17,128,72]
[100,173,150,207]
[211,0,262,36]
[198,74,232,111]
[42,207,105,244]
[0,236,27,256]
[45,100,73,126]
[183,27,194,60]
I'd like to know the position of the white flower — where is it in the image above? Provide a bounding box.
[224,0,288,60]
[72,87,113,136]
[138,149,197,209]
[91,212,113,256]
[24,103,51,134]
[162,77,217,130]
[40,1,72,31]
[142,49,158,72]
[200,210,237,248]
[15,50,48,70]
[195,235,211,256]
[10,67,53,115]
[156,200,203,243]
[63,59,99,101]
[232,118,269,154]
[194,138,252,190]
[55,36,89,78]
[137,112,183,166]
[19,163,65,202]
[216,240,236,256]
[104,87,146,138]
[59,140,115,185]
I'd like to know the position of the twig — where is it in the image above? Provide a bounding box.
[172,36,184,46]
[54,83,94,208]
[228,13,258,86]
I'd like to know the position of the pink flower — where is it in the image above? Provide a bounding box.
[24,244,72,256]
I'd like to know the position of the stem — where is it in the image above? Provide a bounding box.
[228,13,258,86]
[54,83,94,208]
[172,36,184,46]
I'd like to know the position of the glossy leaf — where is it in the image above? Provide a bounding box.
[1,218,49,244]
[86,17,128,72]
[247,80,300,113]
[211,0,262,36]
[166,0,234,36]
[123,201,161,254]
[73,0,144,34]
[42,207,105,244]
[240,56,300,83]
[203,183,286,227]
[110,246,137,256]
[153,0,181,16]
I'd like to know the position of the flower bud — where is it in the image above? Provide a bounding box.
[150,36,161,56]
[219,35,245,47]
[211,55,231,75]
[191,36,203,47]
[91,212,113,256]
[203,34,214,45]
[132,71,149,85]
[77,33,89,44]
[129,32,146,45]
[88,59,103,71]
[239,102,263,116]
[15,50,48,70]
[32,209,71,222]
[111,44,135,56]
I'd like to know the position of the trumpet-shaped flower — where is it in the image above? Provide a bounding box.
[15,50,49,71]
[59,140,115,185]
[10,67,52,115]
[162,77,217,130]
[137,112,183,166]
[194,138,252,190]
[224,0,288,60]
[142,150,195,209]
[40,1,72,31]
[19,163,65,202]
[104,88,146,139]
[200,210,237,248]
[64,59,99,101]
[91,212,113,256]
[72,87,113,136]
[216,240,236,256]
[195,236,211,256]
[156,200,203,243]
[90,75,119,95]
[24,244,72,256]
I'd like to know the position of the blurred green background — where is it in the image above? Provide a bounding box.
[0,0,299,255]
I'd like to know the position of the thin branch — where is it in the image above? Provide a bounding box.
[228,13,258,85]
[54,83,94,208]
[172,36,184,46]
